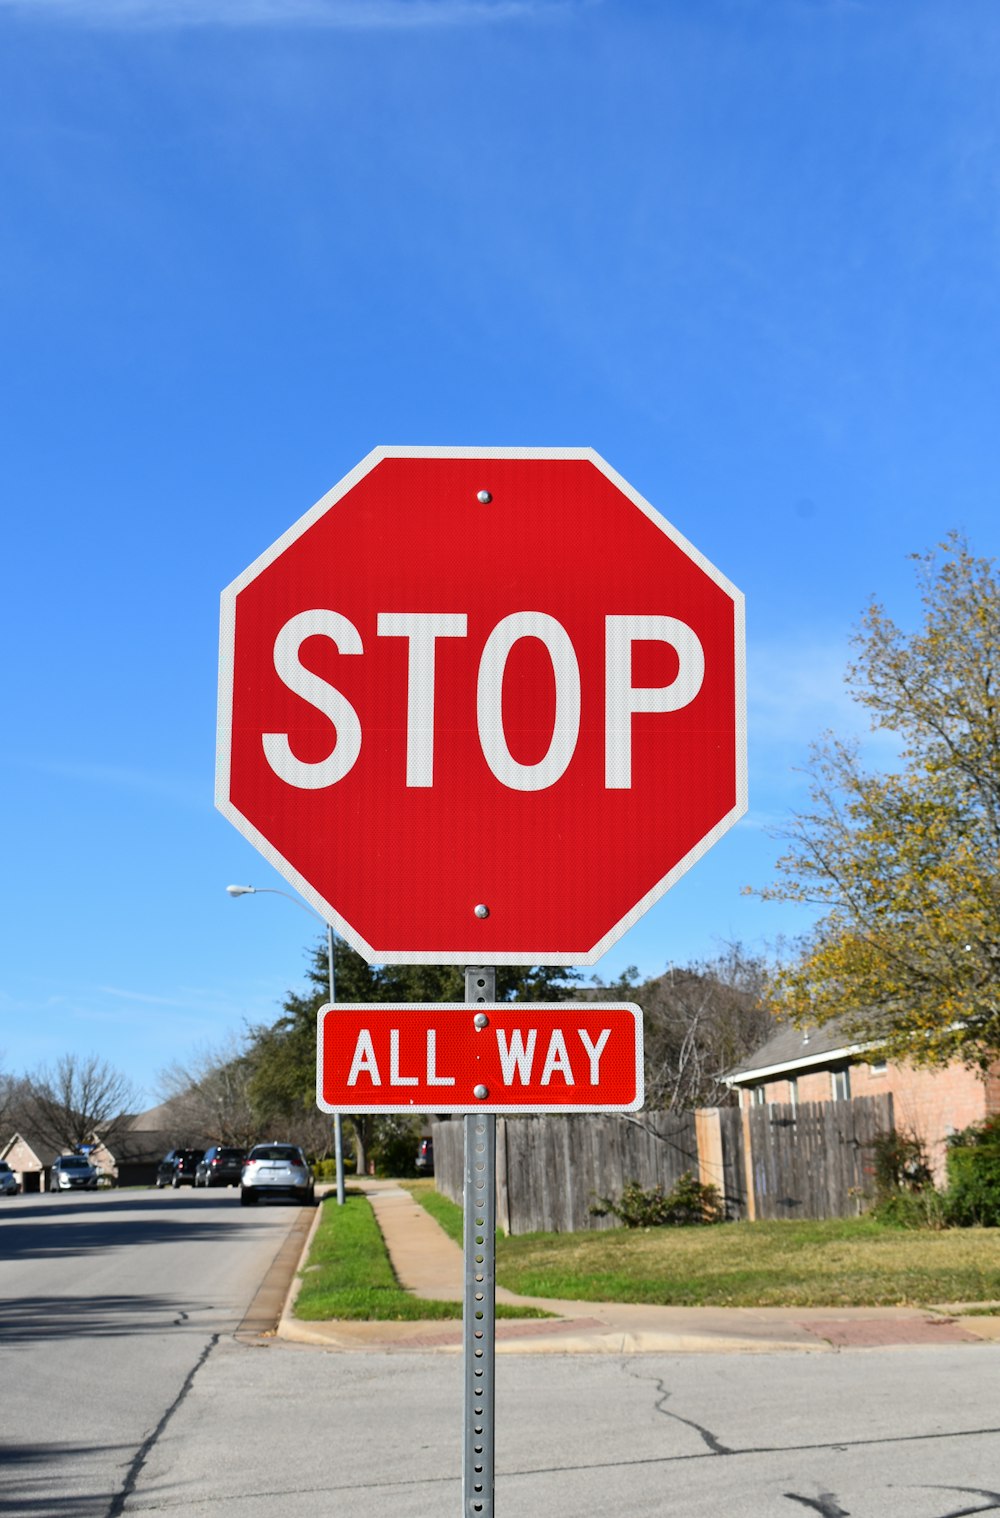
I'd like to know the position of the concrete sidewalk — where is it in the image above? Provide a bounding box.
[278,1179,1000,1355]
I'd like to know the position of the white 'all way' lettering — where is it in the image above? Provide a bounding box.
[346,1028,455,1087]
[495,1028,612,1087]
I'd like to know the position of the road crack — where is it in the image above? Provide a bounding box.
[624,1365,733,1455]
[917,1487,1000,1517]
[785,1494,850,1516]
[105,1333,220,1517]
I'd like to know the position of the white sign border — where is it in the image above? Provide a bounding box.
[315,1001,645,1115]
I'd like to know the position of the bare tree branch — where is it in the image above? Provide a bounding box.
[23,1055,141,1152]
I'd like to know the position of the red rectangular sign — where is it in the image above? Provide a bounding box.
[316,1002,643,1114]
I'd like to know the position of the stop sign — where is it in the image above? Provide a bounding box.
[216,447,746,965]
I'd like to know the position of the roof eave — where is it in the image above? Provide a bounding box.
[725,1040,874,1086]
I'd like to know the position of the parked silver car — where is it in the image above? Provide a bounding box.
[240,1144,314,1206]
[0,1160,19,1196]
[50,1154,98,1191]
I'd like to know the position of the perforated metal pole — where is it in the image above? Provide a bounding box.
[327,926,346,1207]
[463,967,496,1517]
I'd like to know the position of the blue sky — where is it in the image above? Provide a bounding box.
[2,0,999,1104]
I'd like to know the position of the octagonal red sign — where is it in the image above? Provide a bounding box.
[216,447,746,965]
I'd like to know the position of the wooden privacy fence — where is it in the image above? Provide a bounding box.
[433,1094,894,1233]
[435,1112,701,1234]
[742,1093,894,1221]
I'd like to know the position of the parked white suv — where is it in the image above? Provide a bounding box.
[0,1161,19,1196]
[240,1144,314,1207]
[50,1154,98,1191]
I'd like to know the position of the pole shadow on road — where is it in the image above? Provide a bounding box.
[0,1440,140,1516]
[0,1291,197,1345]
[0,1193,278,1265]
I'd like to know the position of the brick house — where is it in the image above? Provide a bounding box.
[88,1100,209,1186]
[0,1133,59,1192]
[0,1100,207,1191]
[88,1129,177,1188]
[725,1017,1000,1186]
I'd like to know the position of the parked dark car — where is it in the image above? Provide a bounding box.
[172,1149,204,1187]
[155,1149,205,1188]
[195,1146,246,1188]
[415,1136,434,1175]
[155,1151,179,1187]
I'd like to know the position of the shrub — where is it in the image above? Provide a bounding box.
[591,1171,724,1228]
[945,1115,1000,1227]
[369,1116,421,1178]
[870,1187,948,1230]
[869,1129,934,1198]
[865,1128,946,1227]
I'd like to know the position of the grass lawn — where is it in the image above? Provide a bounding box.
[403,1181,1000,1309]
[293,1189,551,1321]
[406,1179,464,1246]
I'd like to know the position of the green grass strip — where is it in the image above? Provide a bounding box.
[294,1189,550,1321]
[294,1191,462,1321]
[404,1179,464,1245]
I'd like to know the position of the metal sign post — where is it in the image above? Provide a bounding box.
[313,989,642,1517]
[463,967,496,1517]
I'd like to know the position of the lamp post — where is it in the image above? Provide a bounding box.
[226,884,345,1205]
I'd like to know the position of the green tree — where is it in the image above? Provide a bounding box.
[758,535,1000,1068]
[247,942,581,1173]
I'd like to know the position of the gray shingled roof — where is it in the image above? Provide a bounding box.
[0,1132,61,1166]
[727,1015,864,1082]
[126,1100,187,1132]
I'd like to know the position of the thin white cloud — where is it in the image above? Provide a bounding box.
[13,755,206,808]
[0,0,579,28]
[737,807,797,834]
[747,634,856,747]
[0,989,67,1014]
[747,634,906,783]
[97,985,187,1006]
[97,982,266,1015]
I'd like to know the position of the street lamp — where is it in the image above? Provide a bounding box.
[226,884,345,1205]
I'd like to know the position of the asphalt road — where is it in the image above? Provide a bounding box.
[136,1342,1000,1518]
[0,1186,311,1516]
[2,1189,999,1517]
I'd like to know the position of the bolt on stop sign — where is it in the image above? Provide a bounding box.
[216,447,746,965]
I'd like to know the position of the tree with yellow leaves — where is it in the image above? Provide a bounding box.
[759,534,1000,1069]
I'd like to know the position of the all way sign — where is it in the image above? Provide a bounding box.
[316,1003,643,1114]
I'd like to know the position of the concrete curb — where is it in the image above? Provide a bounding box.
[276,1190,328,1338]
[237,1201,319,1342]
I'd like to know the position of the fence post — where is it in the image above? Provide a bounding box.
[740,1100,757,1222]
[694,1108,724,1199]
[495,1117,510,1236]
